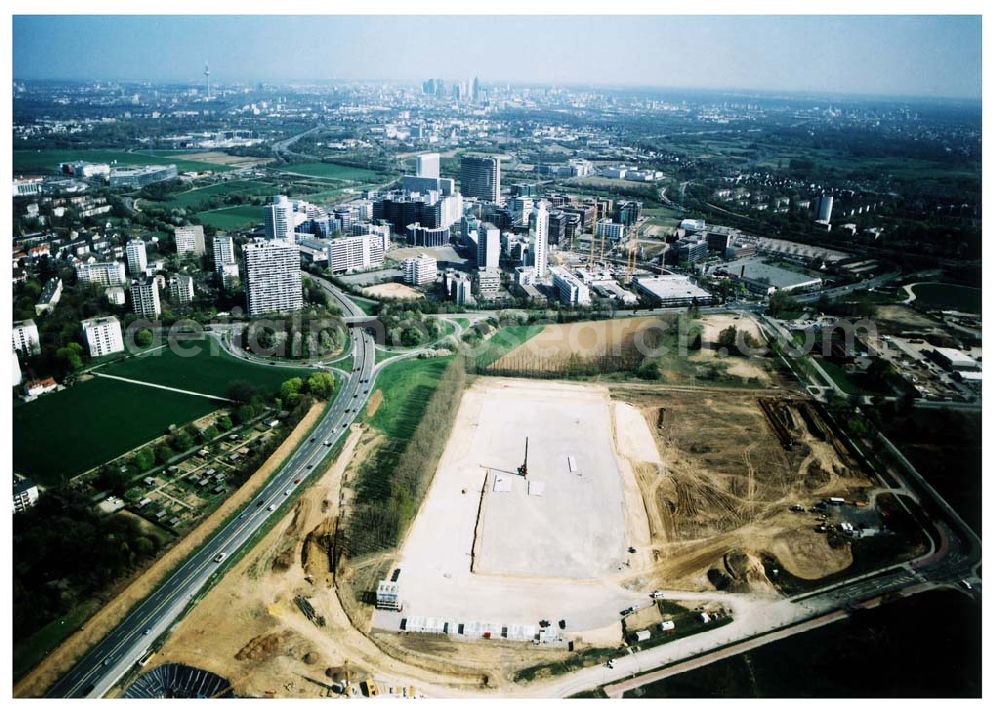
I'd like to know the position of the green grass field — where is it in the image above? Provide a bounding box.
[195,205,263,230]
[149,179,277,210]
[367,357,452,440]
[95,337,312,397]
[911,282,982,313]
[13,378,221,484]
[12,149,232,176]
[12,599,101,681]
[278,162,382,181]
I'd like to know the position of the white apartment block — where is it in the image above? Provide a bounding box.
[105,286,126,305]
[243,240,303,316]
[12,319,41,356]
[551,266,592,307]
[402,253,438,285]
[81,316,125,357]
[327,233,386,274]
[125,238,148,275]
[129,277,161,318]
[174,224,206,256]
[213,235,239,286]
[76,261,127,286]
[169,274,195,303]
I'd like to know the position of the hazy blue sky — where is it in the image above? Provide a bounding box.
[13,15,982,98]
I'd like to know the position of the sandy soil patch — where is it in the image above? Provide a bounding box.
[606,387,870,591]
[698,314,763,345]
[363,282,421,300]
[14,402,326,698]
[613,402,662,465]
[688,349,773,382]
[767,527,853,580]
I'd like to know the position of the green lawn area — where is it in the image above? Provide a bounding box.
[813,358,865,396]
[13,378,221,484]
[278,162,382,181]
[471,324,544,368]
[149,179,276,210]
[12,599,101,681]
[94,336,312,398]
[367,357,452,440]
[911,282,982,313]
[12,149,232,175]
[194,205,262,230]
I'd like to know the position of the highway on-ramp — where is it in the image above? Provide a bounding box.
[46,285,376,699]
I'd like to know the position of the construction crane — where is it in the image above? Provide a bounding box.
[517,437,529,477]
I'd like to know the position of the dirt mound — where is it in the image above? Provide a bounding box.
[715,549,773,593]
[234,632,289,662]
[804,460,833,490]
[271,545,296,573]
[768,527,853,580]
[302,518,336,582]
[366,389,383,417]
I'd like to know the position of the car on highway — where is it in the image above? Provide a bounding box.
[256,499,265,507]
[323,441,332,447]
[213,552,228,563]
[268,504,276,511]
[285,489,292,496]
[144,627,152,636]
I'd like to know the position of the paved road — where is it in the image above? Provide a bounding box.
[46,284,376,699]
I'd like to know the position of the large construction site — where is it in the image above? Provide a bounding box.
[129,316,913,697]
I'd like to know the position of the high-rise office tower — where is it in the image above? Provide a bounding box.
[530,200,549,279]
[460,155,500,203]
[415,153,440,179]
[264,195,295,241]
[242,240,303,316]
[477,221,501,270]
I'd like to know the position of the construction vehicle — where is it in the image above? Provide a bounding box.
[517,437,529,477]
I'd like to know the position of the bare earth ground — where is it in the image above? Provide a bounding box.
[14,402,325,698]
[495,316,665,369]
[102,378,881,697]
[149,423,588,696]
[698,314,763,345]
[363,282,421,300]
[170,151,272,167]
[380,378,651,635]
[688,349,774,383]
[610,387,871,592]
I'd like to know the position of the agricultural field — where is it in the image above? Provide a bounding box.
[277,162,383,182]
[12,149,233,175]
[194,205,264,230]
[93,336,312,398]
[12,378,222,484]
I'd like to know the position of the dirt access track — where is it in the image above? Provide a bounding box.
[14,403,325,698]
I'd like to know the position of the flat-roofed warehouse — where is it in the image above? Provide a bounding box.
[929,346,981,372]
[721,256,823,294]
[632,274,713,307]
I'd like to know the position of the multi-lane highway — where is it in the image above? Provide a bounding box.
[47,285,376,699]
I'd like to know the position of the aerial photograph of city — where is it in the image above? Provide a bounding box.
[6,2,989,703]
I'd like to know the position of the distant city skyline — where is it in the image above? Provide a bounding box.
[13,15,982,99]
